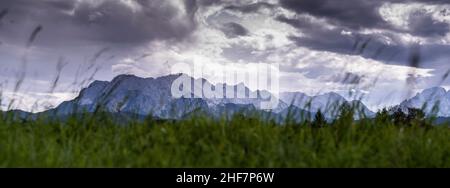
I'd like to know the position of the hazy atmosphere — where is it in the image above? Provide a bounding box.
[1,0,449,112]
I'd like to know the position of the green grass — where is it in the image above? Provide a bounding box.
[0,112,449,168]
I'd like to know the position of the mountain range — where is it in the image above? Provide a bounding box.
[52,74,287,119]
[7,74,450,122]
[397,87,450,117]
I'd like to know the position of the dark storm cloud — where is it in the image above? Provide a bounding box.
[330,72,365,85]
[0,9,8,21]
[279,13,450,66]
[0,0,198,46]
[279,0,387,30]
[224,2,276,14]
[205,0,450,70]
[277,16,360,54]
[279,0,450,30]
[275,0,450,67]
[0,0,207,89]
[46,1,77,10]
[221,22,249,38]
[0,0,449,68]
[408,12,450,37]
[277,15,403,59]
[72,1,196,44]
[195,0,224,7]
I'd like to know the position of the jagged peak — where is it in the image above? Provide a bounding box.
[281,91,308,97]
[313,92,345,101]
[324,91,344,98]
[112,74,141,81]
[420,87,447,96]
[281,91,345,100]
[88,80,109,88]
[156,73,189,81]
[111,73,186,81]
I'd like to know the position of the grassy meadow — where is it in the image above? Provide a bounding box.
[0,109,448,168]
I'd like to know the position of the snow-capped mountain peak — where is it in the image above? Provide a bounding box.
[398,87,450,117]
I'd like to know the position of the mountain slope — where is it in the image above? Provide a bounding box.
[51,74,287,119]
[279,92,374,118]
[398,87,450,117]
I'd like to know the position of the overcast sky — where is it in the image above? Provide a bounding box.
[0,0,449,112]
